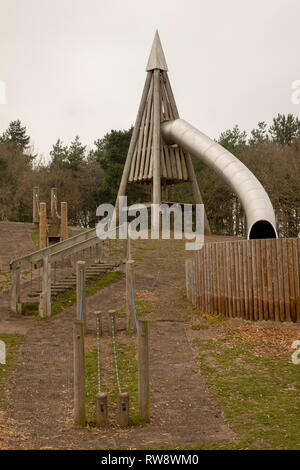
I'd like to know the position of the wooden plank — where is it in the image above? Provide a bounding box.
[161,148,167,179]
[139,77,154,181]
[271,239,280,322]
[117,72,152,200]
[169,146,178,180]
[226,242,233,317]
[261,239,269,321]
[133,103,146,182]
[234,241,241,317]
[204,244,208,313]
[180,149,189,181]
[230,242,237,317]
[287,239,296,322]
[144,103,154,179]
[282,238,291,321]
[174,147,183,180]
[276,239,285,321]
[247,240,254,321]
[211,244,217,314]
[152,69,161,204]
[255,240,264,321]
[129,146,138,182]
[292,239,300,322]
[164,145,173,180]
[251,240,258,321]
[242,241,249,320]
[266,239,274,321]
[215,243,224,315]
[222,242,228,316]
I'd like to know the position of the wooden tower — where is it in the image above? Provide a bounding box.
[116,31,211,235]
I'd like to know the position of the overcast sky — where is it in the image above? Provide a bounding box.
[0,0,299,160]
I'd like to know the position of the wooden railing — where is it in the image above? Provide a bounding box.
[186,238,300,322]
[10,226,129,317]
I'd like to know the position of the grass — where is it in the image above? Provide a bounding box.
[30,229,40,250]
[116,299,154,319]
[195,333,300,450]
[0,270,11,291]
[0,334,24,408]
[85,341,140,426]
[51,271,122,316]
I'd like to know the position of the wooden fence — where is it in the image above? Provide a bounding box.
[186,238,300,322]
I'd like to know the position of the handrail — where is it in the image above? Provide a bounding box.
[10,224,123,270]
[10,227,97,270]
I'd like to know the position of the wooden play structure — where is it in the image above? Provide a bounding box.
[33,187,68,248]
[10,32,299,324]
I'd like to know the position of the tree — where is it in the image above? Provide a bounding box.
[50,139,68,167]
[92,128,133,204]
[269,113,300,145]
[0,120,30,151]
[218,125,247,153]
[249,121,269,146]
[67,136,86,171]
[50,136,86,171]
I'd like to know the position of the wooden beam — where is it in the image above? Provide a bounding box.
[152,69,161,205]
[116,72,152,205]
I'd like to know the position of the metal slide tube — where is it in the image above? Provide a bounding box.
[161,119,277,239]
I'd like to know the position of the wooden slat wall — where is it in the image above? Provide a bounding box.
[187,238,300,323]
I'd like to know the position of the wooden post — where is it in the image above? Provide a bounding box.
[126,260,136,333]
[50,187,57,218]
[95,242,103,264]
[108,310,116,337]
[76,261,86,333]
[118,392,129,427]
[94,311,103,336]
[73,319,86,426]
[116,72,152,213]
[61,202,68,241]
[32,186,39,227]
[96,392,108,427]
[152,68,161,212]
[40,255,51,317]
[11,267,20,313]
[39,202,47,249]
[138,319,150,422]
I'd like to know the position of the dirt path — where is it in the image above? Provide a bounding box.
[0,233,236,449]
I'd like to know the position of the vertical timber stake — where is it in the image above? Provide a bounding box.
[76,261,86,333]
[126,260,136,333]
[138,319,150,422]
[73,319,86,426]
[39,202,47,249]
[61,202,68,241]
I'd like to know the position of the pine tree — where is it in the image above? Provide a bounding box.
[0,120,30,151]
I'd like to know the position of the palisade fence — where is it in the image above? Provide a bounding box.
[186,238,300,322]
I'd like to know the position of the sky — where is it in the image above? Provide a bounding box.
[0,0,300,161]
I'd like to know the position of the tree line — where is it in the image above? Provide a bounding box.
[0,114,299,237]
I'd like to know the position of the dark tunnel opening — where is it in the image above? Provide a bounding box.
[248,220,277,240]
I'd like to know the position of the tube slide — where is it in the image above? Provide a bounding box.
[161,119,277,239]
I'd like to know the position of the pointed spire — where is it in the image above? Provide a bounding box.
[146,30,168,72]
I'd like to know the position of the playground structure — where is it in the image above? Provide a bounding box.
[117,31,277,240]
[11,32,300,320]
[33,187,69,248]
